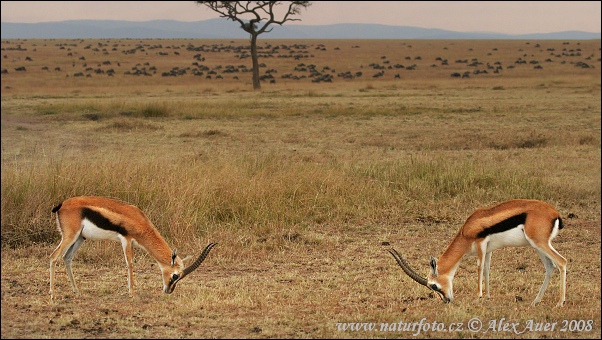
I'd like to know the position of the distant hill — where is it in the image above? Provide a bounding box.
[1,19,600,40]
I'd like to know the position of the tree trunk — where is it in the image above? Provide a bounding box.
[250,33,261,90]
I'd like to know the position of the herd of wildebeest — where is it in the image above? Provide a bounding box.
[1,39,600,84]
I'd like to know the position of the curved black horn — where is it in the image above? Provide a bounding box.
[388,248,429,287]
[180,242,217,279]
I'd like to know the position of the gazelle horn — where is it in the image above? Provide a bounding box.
[388,248,429,288]
[180,242,217,280]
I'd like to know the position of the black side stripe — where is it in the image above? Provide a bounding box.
[81,207,128,236]
[51,203,62,213]
[476,213,527,238]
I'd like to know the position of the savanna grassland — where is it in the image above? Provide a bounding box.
[1,38,601,339]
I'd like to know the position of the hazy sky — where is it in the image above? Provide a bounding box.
[1,1,600,35]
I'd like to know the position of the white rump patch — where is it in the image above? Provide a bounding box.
[550,218,560,241]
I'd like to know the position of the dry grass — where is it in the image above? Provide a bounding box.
[1,38,601,339]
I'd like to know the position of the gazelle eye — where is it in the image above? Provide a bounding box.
[171,273,179,281]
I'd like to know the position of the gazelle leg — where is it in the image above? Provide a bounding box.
[527,240,567,307]
[542,245,566,307]
[49,227,81,299]
[483,252,492,299]
[63,235,86,295]
[532,249,555,306]
[524,217,567,307]
[476,240,487,299]
[120,238,135,297]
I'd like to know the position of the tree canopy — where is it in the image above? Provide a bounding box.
[195,1,311,90]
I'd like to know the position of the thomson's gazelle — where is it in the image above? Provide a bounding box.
[50,196,216,299]
[389,199,567,307]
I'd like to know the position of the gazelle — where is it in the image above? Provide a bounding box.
[49,195,217,299]
[388,199,567,307]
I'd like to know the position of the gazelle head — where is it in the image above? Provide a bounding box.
[388,248,453,303]
[426,256,453,303]
[162,243,217,294]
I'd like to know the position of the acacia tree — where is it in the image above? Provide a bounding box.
[195,1,311,90]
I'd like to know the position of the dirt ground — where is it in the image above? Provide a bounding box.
[2,218,600,339]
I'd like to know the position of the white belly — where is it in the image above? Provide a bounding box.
[486,224,530,252]
[80,218,122,242]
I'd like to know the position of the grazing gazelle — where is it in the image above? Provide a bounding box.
[388,199,567,307]
[49,195,217,299]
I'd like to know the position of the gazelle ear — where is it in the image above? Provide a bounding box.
[171,248,178,266]
[429,257,438,277]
